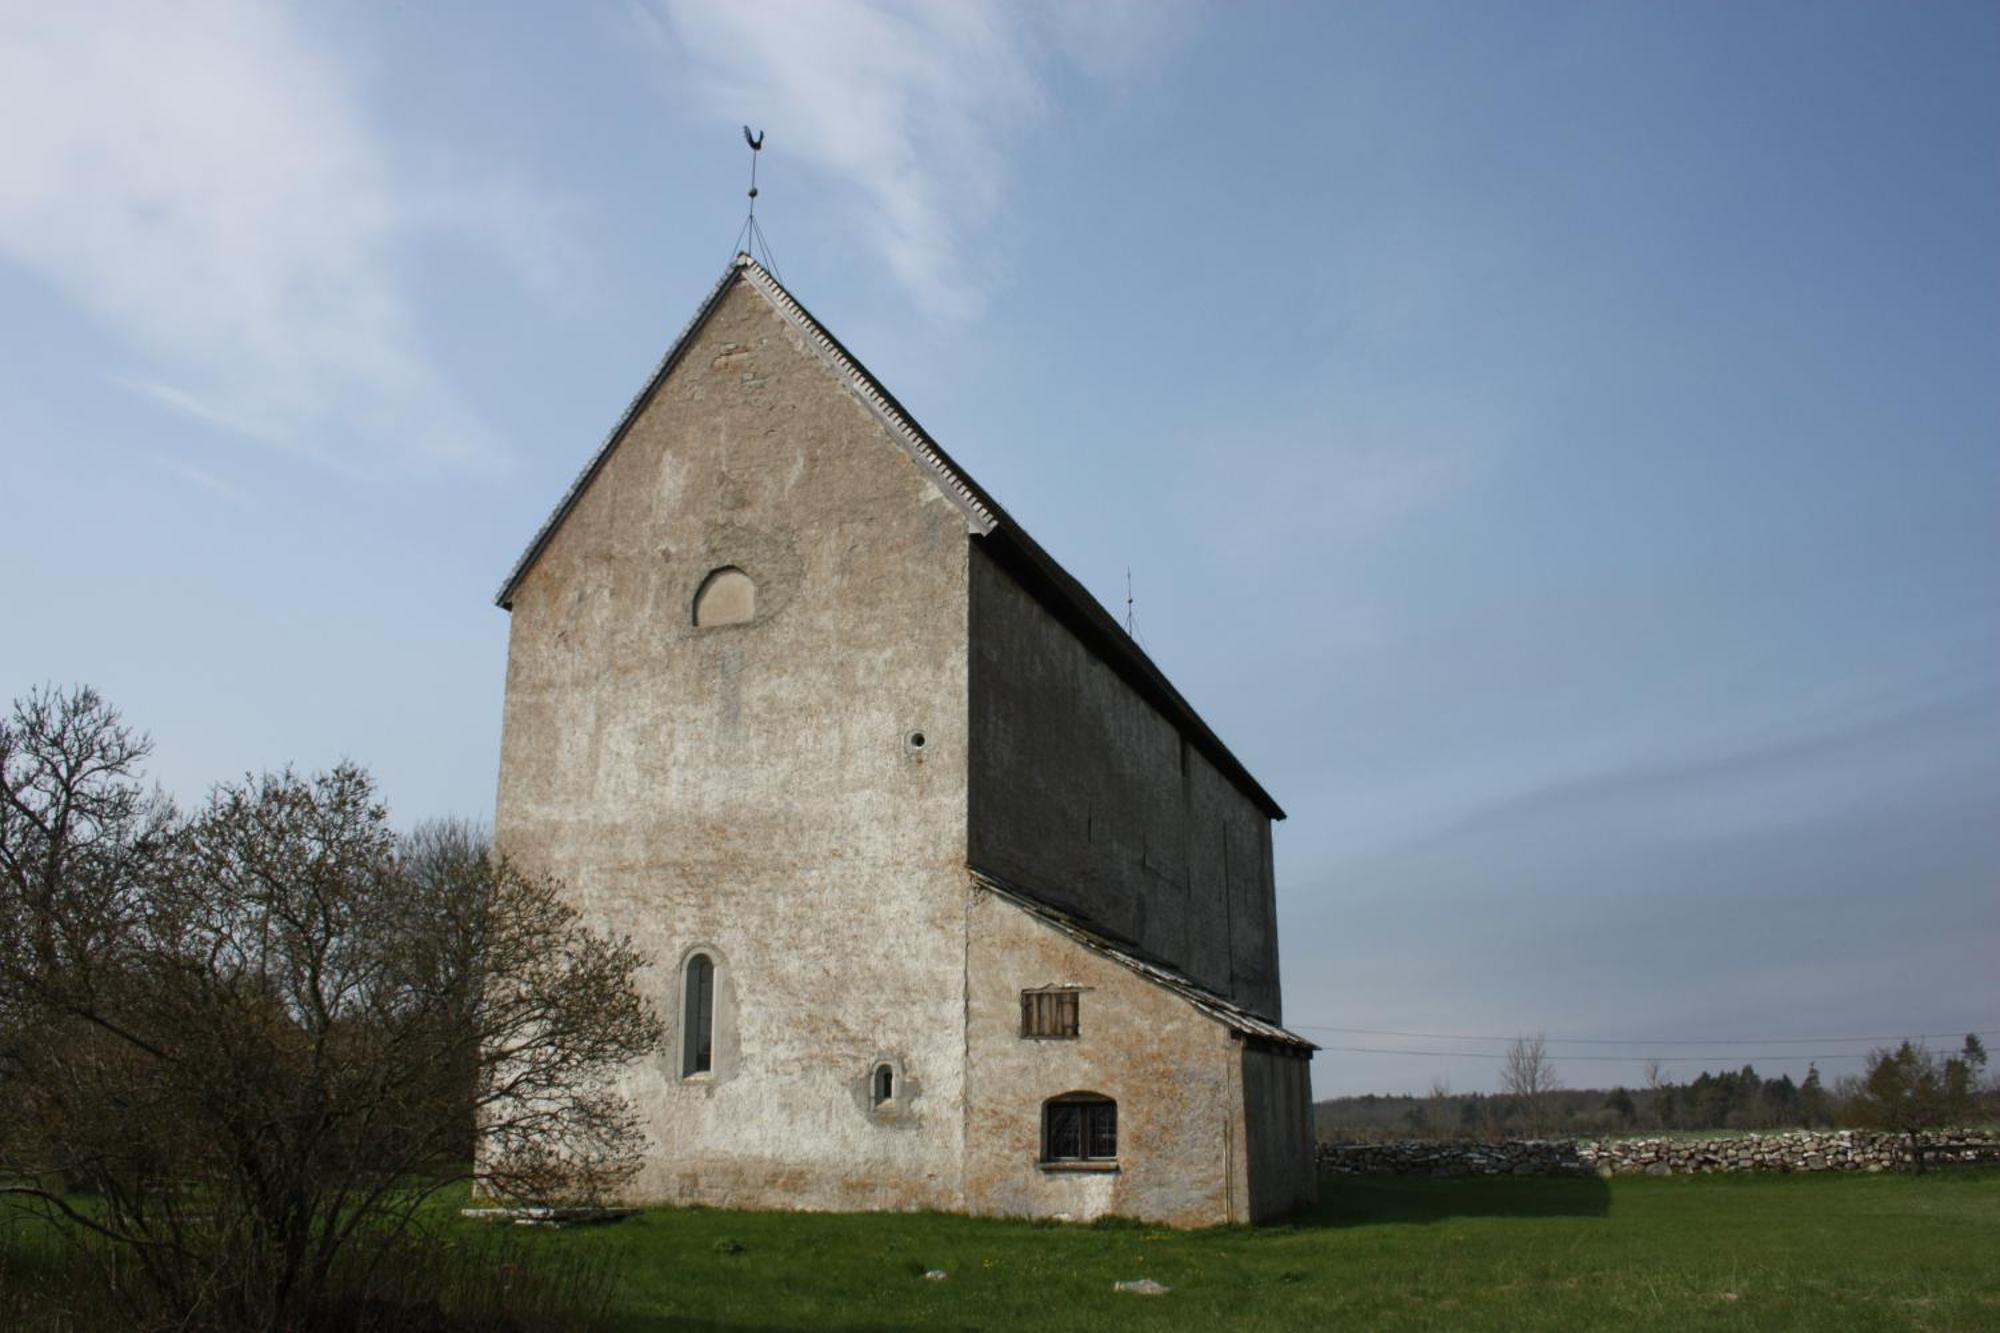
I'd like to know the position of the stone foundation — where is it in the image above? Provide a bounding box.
[1317,1129,2000,1177]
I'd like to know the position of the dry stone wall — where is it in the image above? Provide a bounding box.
[1317,1129,2000,1177]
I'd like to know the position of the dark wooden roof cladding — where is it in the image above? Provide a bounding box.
[973,528,1284,820]
[497,255,1284,822]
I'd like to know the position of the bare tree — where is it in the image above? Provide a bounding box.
[1501,1032,1564,1136]
[1424,1078,1456,1140]
[0,684,172,1017]
[1850,1038,1985,1173]
[0,687,662,1330]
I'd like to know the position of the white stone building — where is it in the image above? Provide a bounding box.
[493,255,1314,1225]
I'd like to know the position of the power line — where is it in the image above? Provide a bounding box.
[1290,1024,1996,1048]
[1311,1044,1889,1063]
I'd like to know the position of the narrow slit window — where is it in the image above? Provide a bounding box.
[872,1064,894,1106]
[1020,989,1080,1039]
[682,953,715,1076]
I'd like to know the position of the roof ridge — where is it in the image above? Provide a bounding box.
[493,258,742,608]
[494,254,997,610]
[733,257,997,536]
[493,254,1284,819]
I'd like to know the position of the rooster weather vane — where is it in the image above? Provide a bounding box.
[732,126,780,277]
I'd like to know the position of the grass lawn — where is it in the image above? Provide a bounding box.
[494,1170,2000,1331]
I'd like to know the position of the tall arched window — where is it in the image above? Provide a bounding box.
[692,567,756,627]
[1042,1092,1117,1163]
[682,953,715,1076]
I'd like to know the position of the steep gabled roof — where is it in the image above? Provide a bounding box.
[496,254,1284,820]
[973,869,1315,1054]
[493,255,996,608]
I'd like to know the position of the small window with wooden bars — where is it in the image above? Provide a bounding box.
[1020,988,1080,1039]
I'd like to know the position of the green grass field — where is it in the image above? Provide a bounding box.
[500,1170,2000,1331]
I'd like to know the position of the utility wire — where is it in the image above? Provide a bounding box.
[1289,1024,1997,1047]
[1310,1044,1907,1063]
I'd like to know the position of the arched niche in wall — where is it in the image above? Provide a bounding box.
[693,566,756,627]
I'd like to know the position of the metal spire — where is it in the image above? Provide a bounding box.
[732,126,780,278]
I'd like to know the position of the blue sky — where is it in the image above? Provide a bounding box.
[2,1,1993,1097]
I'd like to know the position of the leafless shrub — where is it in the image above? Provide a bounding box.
[0,685,660,1330]
[1501,1033,1564,1136]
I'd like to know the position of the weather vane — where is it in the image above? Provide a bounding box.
[733,126,780,277]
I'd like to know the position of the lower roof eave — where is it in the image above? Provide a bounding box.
[969,866,1317,1056]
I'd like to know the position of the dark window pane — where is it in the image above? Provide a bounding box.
[1086,1102,1118,1159]
[1043,1097,1116,1162]
[1045,1103,1083,1160]
[683,954,714,1076]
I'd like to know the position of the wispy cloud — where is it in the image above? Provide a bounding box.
[1179,369,1504,577]
[0,2,574,471]
[154,453,252,506]
[114,376,273,444]
[641,0,1198,320]
[1381,680,2000,865]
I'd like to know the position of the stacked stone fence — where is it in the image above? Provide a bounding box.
[1317,1128,2000,1178]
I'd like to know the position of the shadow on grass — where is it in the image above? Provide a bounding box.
[1301,1173,1612,1227]
[615,1324,975,1333]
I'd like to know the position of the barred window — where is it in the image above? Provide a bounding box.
[1042,1094,1117,1163]
[1020,988,1080,1039]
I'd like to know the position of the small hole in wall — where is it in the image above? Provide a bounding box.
[873,1064,894,1105]
[906,732,926,752]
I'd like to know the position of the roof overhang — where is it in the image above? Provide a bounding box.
[972,868,1316,1055]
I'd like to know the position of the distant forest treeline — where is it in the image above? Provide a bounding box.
[1316,1063,1999,1142]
